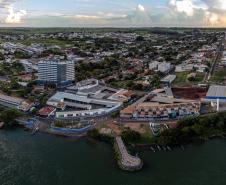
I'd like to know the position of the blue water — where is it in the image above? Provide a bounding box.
[0,128,226,185]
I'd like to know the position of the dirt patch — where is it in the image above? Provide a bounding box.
[172,87,208,100]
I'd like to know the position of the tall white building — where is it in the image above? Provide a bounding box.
[158,62,171,73]
[38,60,75,87]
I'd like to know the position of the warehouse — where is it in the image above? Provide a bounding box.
[205,86,226,101]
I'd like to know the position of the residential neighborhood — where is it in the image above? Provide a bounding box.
[0,28,226,138]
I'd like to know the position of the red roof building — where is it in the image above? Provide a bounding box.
[38,106,56,117]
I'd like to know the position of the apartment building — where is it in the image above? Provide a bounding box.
[37,59,75,87]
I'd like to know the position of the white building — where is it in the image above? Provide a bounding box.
[38,59,75,87]
[158,62,171,73]
[149,61,159,70]
[47,92,122,119]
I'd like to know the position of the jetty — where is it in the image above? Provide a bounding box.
[114,136,143,171]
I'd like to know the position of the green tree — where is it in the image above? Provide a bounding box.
[121,129,141,143]
[0,109,21,127]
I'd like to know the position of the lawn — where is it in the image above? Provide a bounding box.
[13,38,73,48]
[210,68,226,84]
[173,72,189,86]
[173,72,205,87]
[194,73,205,82]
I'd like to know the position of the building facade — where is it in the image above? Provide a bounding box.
[38,60,75,87]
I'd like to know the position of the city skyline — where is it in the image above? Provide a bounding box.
[0,0,226,27]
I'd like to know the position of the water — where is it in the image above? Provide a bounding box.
[1,129,226,185]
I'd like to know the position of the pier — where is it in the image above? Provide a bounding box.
[115,136,143,171]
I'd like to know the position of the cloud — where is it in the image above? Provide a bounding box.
[2,0,226,27]
[5,6,27,24]
[205,11,219,25]
[137,4,145,12]
[169,0,207,16]
[167,0,226,26]
[0,0,17,8]
[0,1,27,24]
[74,14,100,19]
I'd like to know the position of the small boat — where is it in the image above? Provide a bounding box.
[167,146,172,151]
[157,145,161,151]
[31,127,39,135]
[181,145,185,150]
[163,146,167,151]
[150,146,156,152]
[0,122,4,129]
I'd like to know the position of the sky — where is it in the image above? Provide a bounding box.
[0,0,226,27]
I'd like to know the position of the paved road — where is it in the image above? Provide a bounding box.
[204,33,225,83]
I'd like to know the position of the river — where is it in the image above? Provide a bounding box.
[0,128,226,185]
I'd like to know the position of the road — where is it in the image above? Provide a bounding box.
[204,33,226,83]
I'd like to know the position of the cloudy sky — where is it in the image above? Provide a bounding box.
[1,0,226,27]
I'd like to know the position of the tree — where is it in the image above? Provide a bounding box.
[0,109,21,127]
[149,74,161,88]
[121,129,141,143]
[136,36,144,42]
[87,129,100,138]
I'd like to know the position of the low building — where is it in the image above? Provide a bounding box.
[149,61,159,70]
[205,85,226,111]
[205,85,226,102]
[158,62,171,73]
[0,93,33,111]
[47,91,122,119]
[67,78,132,102]
[120,89,201,121]
[38,106,56,117]
[161,75,176,86]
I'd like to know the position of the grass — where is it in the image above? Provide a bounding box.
[173,72,189,86]
[137,124,154,144]
[110,80,134,89]
[210,68,226,83]
[13,38,73,47]
[194,73,205,82]
[173,72,205,87]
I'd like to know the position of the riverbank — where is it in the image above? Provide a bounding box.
[1,129,226,185]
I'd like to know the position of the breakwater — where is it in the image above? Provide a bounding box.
[114,136,143,171]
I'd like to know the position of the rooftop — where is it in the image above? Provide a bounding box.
[38,106,56,116]
[206,85,226,98]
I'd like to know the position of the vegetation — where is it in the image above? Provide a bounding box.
[173,72,189,86]
[156,112,226,145]
[0,61,25,76]
[211,68,226,83]
[75,57,120,81]
[148,74,161,88]
[14,50,31,59]
[187,73,205,82]
[121,129,141,143]
[0,109,21,127]
[87,128,114,143]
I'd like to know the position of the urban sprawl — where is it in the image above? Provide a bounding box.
[1,28,226,170]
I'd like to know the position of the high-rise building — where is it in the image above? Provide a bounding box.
[38,60,75,87]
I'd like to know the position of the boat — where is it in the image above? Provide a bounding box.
[167,146,172,151]
[181,145,185,150]
[0,122,4,129]
[157,145,161,151]
[150,146,156,152]
[31,127,39,135]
